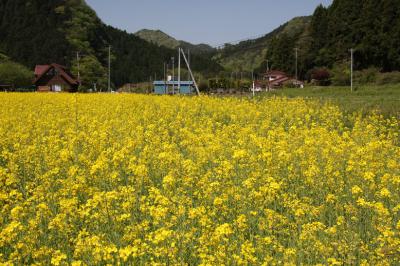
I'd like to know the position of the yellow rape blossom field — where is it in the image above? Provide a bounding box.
[0,93,399,265]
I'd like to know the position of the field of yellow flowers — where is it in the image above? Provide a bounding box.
[0,93,399,265]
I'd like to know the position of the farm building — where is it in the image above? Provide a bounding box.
[154,80,195,95]
[34,64,79,92]
[264,70,304,89]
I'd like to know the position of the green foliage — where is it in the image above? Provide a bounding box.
[216,17,311,72]
[354,68,379,84]
[259,0,400,78]
[0,53,10,62]
[0,61,33,87]
[136,29,181,49]
[0,0,71,67]
[198,80,209,93]
[353,68,400,85]
[330,62,351,86]
[263,33,296,75]
[209,78,231,89]
[307,0,400,72]
[375,71,400,85]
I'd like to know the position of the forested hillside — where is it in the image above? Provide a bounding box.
[260,0,400,78]
[215,17,311,72]
[216,0,400,80]
[1,0,400,88]
[0,0,222,89]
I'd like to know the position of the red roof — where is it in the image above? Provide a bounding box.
[33,64,78,86]
[34,65,49,76]
[271,76,290,84]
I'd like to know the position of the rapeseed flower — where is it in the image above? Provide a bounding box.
[0,93,398,265]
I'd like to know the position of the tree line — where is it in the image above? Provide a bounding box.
[257,0,400,80]
[0,0,222,91]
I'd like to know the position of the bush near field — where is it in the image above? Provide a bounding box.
[337,67,400,86]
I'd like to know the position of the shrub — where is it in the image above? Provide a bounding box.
[354,68,379,84]
[331,62,350,86]
[308,67,331,86]
[283,80,298,88]
[198,80,209,92]
[0,61,33,88]
[376,71,400,85]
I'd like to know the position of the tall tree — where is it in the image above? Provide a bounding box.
[264,33,296,75]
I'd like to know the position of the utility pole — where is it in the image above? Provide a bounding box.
[166,63,169,94]
[295,48,299,80]
[187,49,190,81]
[108,46,111,92]
[149,76,152,94]
[180,49,200,95]
[76,52,80,84]
[350,48,354,92]
[164,62,167,94]
[172,57,175,94]
[178,48,181,93]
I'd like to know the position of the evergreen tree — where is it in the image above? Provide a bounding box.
[272,34,295,74]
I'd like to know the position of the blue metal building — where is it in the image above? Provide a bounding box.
[153,81,195,95]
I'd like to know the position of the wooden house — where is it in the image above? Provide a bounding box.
[264,70,304,89]
[34,64,79,92]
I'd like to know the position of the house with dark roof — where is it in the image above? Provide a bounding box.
[34,64,79,92]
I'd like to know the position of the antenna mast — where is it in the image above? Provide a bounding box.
[180,48,200,96]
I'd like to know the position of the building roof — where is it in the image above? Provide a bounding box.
[34,65,49,76]
[33,63,78,86]
[154,81,194,85]
[270,76,290,84]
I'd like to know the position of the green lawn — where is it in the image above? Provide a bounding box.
[259,85,400,118]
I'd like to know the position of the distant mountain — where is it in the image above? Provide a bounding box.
[135,29,216,54]
[214,17,311,72]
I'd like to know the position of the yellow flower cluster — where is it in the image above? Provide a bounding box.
[0,93,399,265]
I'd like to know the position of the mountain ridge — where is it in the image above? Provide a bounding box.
[135,29,216,54]
[214,16,311,72]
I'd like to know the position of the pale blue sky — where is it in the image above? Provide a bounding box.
[86,0,332,46]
